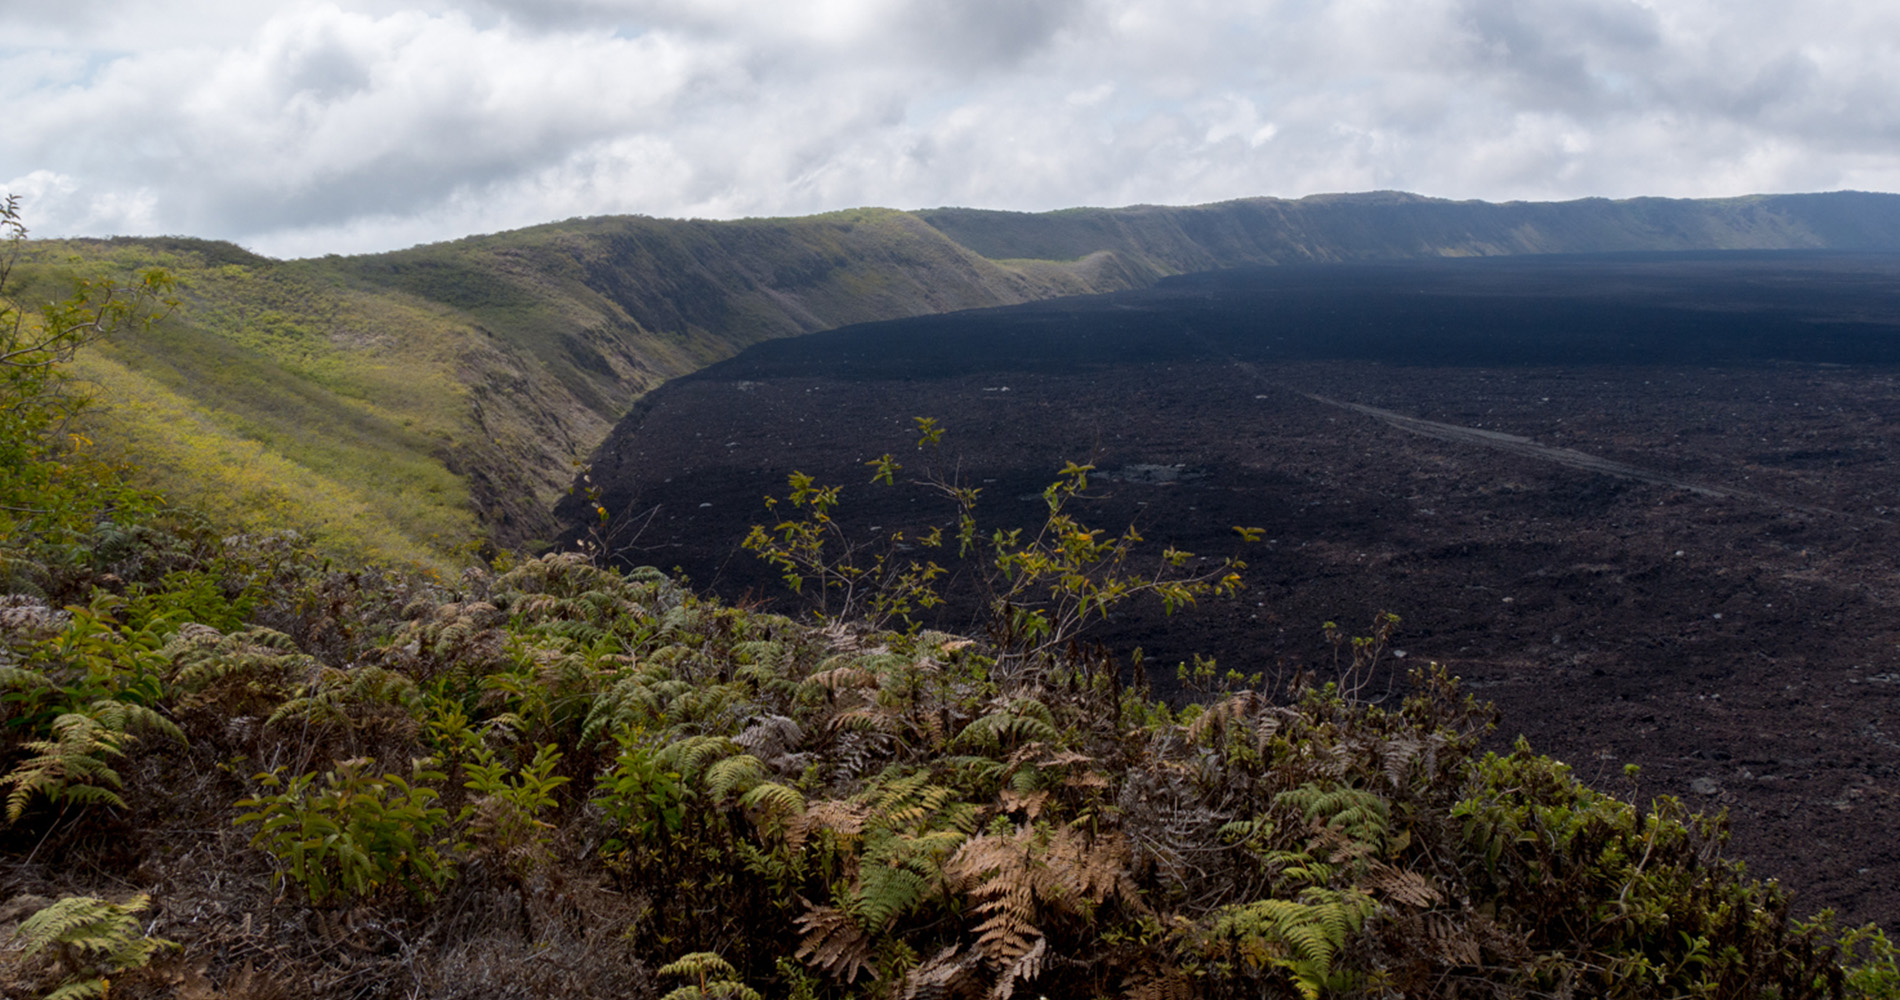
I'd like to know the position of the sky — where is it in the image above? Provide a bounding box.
[3,0,1898,259]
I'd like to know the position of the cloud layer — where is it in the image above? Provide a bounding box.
[4,0,1898,257]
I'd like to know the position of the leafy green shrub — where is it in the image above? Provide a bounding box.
[234,758,451,905]
[1836,922,1900,998]
[124,567,261,635]
[745,419,1254,656]
[594,726,687,855]
[1450,742,1844,999]
[457,741,569,875]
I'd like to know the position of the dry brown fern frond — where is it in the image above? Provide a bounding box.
[900,944,984,1000]
[947,830,1044,967]
[794,903,877,984]
[790,798,871,852]
[989,937,1045,1000]
[1423,910,1484,966]
[1121,971,1195,1000]
[947,822,1139,995]
[1058,828,1140,910]
[1186,689,1270,744]
[1360,862,1443,909]
[807,662,877,695]
[998,788,1049,820]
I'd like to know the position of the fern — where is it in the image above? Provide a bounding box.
[732,638,793,676]
[790,798,871,850]
[738,781,806,833]
[166,626,310,716]
[945,822,1137,995]
[663,682,746,734]
[657,734,741,782]
[853,863,934,929]
[795,904,878,984]
[1208,888,1377,1000]
[266,664,421,732]
[705,754,766,802]
[953,699,1059,752]
[3,700,176,822]
[899,944,983,1000]
[580,674,661,746]
[656,948,763,1000]
[14,894,177,1000]
[1276,782,1391,853]
[733,714,805,759]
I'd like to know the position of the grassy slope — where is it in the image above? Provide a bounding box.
[33,240,489,572]
[32,191,1900,568]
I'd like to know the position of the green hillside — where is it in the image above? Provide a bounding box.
[24,191,1900,568]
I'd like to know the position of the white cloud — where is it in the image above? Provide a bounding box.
[2,0,1897,256]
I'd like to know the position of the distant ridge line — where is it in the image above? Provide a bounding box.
[913,190,1900,277]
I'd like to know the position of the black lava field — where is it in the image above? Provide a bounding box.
[562,250,1900,926]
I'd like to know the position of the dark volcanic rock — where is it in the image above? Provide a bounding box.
[562,250,1900,927]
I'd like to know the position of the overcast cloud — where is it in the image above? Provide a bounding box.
[3,0,1897,257]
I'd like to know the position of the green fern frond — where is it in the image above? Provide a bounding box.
[1208,888,1376,1000]
[16,894,176,998]
[658,735,741,782]
[0,664,59,695]
[44,979,109,1000]
[853,864,932,929]
[656,950,764,1000]
[706,754,766,802]
[953,709,1059,751]
[580,676,660,746]
[663,683,744,732]
[658,950,740,980]
[1276,783,1391,851]
[732,639,791,674]
[266,665,420,730]
[739,781,806,823]
[4,710,129,821]
[83,698,182,743]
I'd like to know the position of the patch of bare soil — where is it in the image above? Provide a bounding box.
[570,252,1900,927]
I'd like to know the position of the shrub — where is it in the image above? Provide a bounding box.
[234,758,451,905]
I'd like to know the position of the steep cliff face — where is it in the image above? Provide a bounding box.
[50,191,1900,561]
[325,208,1121,544]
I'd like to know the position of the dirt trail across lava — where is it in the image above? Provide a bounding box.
[1205,333,1867,521]
[1297,389,1868,521]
